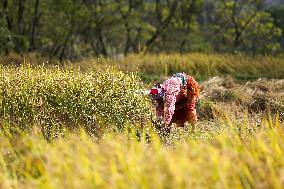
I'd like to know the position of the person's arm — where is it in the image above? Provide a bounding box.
[161,77,182,127]
[163,90,179,126]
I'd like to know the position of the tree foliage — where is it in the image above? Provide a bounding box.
[0,0,282,60]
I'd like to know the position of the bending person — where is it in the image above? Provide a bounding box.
[150,72,199,133]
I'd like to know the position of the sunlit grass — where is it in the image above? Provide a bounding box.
[0,64,152,140]
[0,116,283,189]
[2,53,283,82]
[72,53,284,82]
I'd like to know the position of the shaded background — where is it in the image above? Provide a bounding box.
[0,0,284,61]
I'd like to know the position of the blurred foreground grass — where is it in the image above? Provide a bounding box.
[0,116,283,189]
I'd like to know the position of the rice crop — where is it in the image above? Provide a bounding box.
[0,116,283,189]
[70,53,284,82]
[0,64,151,139]
[0,54,283,189]
[2,53,284,82]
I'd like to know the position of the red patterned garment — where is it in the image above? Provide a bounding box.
[156,73,199,126]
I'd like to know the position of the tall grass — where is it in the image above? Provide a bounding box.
[73,53,284,82]
[0,117,283,189]
[2,53,283,82]
[0,65,151,139]
[119,53,284,81]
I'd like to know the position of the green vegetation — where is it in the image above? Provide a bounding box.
[0,0,283,60]
[63,53,284,82]
[0,65,151,139]
[1,53,282,84]
[2,53,283,82]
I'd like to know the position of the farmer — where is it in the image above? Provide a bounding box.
[150,72,199,134]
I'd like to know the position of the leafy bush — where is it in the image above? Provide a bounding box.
[0,65,151,139]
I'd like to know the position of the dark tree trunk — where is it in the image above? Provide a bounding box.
[145,0,178,51]
[124,24,131,56]
[115,0,133,56]
[1,0,13,31]
[1,0,13,54]
[18,0,25,35]
[29,0,40,52]
[15,0,25,53]
[231,0,240,50]
[59,35,71,62]
[96,28,107,56]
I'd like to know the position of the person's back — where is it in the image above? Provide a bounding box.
[150,72,199,133]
